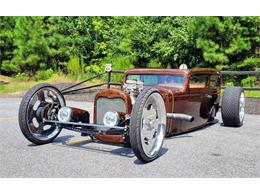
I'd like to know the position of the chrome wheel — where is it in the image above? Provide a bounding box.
[140,93,166,158]
[239,92,245,122]
[26,87,65,141]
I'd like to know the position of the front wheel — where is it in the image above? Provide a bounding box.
[129,88,166,163]
[18,83,66,144]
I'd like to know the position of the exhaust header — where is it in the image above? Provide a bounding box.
[167,113,194,122]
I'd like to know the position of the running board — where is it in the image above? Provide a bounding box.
[167,113,194,122]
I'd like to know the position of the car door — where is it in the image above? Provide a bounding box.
[200,74,220,119]
[182,74,209,131]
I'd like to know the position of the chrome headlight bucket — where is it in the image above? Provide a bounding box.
[57,107,72,122]
[103,111,120,127]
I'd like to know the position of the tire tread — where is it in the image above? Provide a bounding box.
[221,87,244,127]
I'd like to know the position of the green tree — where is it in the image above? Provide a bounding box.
[190,16,260,70]
[1,17,63,75]
[0,17,15,75]
[1,16,259,78]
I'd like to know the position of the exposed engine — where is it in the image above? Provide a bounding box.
[123,80,144,104]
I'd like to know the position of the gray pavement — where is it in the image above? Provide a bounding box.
[0,98,259,177]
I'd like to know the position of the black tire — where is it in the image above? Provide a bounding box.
[129,88,166,163]
[221,87,245,127]
[18,83,65,145]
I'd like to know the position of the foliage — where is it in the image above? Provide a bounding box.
[14,72,29,81]
[2,17,58,74]
[190,16,260,70]
[85,64,102,75]
[67,56,81,76]
[0,16,259,82]
[241,76,257,87]
[100,55,135,82]
[34,69,54,81]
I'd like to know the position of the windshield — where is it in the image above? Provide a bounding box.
[126,74,185,88]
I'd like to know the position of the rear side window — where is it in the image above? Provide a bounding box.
[189,75,207,89]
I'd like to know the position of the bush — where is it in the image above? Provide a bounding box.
[68,56,81,74]
[34,69,54,81]
[85,64,102,75]
[14,73,29,81]
[148,59,161,68]
[241,76,257,87]
[225,81,234,87]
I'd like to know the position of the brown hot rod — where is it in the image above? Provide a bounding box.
[18,65,245,162]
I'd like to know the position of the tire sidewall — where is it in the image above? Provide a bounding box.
[18,83,65,144]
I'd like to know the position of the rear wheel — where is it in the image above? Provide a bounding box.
[221,87,245,127]
[18,83,65,144]
[129,88,166,163]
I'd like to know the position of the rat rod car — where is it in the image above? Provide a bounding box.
[18,65,245,162]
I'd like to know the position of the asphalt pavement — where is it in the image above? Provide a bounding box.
[0,98,259,177]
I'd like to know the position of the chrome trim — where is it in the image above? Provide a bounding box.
[239,92,245,122]
[167,113,194,122]
[57,107,72,122]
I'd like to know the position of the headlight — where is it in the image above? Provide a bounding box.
[103,111,120,127]
[58,107,71,122]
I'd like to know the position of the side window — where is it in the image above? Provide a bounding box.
[189,75,207,89]
[209,75,221,87]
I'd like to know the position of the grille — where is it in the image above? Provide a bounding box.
[96,97,126,124]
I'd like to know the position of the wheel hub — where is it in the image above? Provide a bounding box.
[140,93,166,158]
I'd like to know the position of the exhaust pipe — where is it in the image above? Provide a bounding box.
[167,113,194,122]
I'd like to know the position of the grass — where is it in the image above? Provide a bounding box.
[0,72,76,95]
[244,90,260,98]
[0,72,105,95]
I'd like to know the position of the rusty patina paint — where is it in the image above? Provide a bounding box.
[92,68,220,143]
[93,88,132,143]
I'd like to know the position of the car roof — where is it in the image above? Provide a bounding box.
[124,68,218,76]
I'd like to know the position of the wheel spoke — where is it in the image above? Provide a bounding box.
[28,121,38,133]
[36,123,44,134]
[37,90,45,101]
